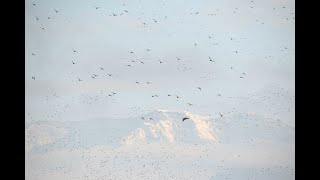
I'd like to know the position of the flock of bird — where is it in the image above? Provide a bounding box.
[26,1,294,180]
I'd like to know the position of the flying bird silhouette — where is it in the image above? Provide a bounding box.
[182,117,190,122]
[197,87,202,91]
[219,113,223,117]
[209,57,214,62]
[99,67,104,70]
[72,61,76,64]
[32,76,35,80]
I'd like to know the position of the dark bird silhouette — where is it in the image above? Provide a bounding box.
[33,3,36,6]
[126,65,132,67]
[147,49,151,51]
[112,92,116,95]
[141,117,145,120]
[140,61,144,64]
[32,76,35,80]
[240,76,244,78]
[77,77,82,81]
[234,51,238,53]
[72,61,76,64]
[112,12,117,16]
[197,87,201,91]
[124,10,128,13]
[146,81,151,84]
[93,74,98,77]
[182,117,190,122]
[32,53,35,56]
[54,9,59,13]
[208,35,213,39]
[48,17,51,19]
[168,94,171,96]
[73,49,77,53]
[219,113,223,117]
[100,67,104,70]
[153,19,157,23]
[94,6,100,9]
[36,17,39,20]
[107,74,112,76]
[149,118,153,120]
[217,94,221,97]
[209,57,214,62]
[194,42,197,46]
[187,103,193,106]
[136,81,139,84]
[152,95,158,98]
[176,57,181,61]
[159,60,164,64]
[175,95,180,99]
[129,51,134,54]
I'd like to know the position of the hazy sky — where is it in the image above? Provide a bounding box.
[25,0,294,179]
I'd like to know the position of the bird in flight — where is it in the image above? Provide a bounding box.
[36,17,39,21]
[126,65,132,67]
[194,42,198,46]
[197,87,202,91]
[33,3,36,6]
[140,61,145,64]
[72,61,76,64]
[141,117,145,120]
[159,60,164,64]
[182,117,190,122]
[112,92,117,95]
[187,103,193,106]
[73,49,77,53]
[48,17,51,20]
[152,95,158,98]
[93,74,98,77]
[77,77,82,82]
[124,10,129,13]
[129,51,134,54]
[168,94,171,96]
[54,9,59,13]
[208,35,213,39]
[136,81,139,84]
[99,67,104,70]
[146,81,151,84]
[94,6,100,9]
[147,49,151,52]
[107,74,112,76]
[112,12,117,16]
[209,57,214,62]
[219,113,223,117]
[176,57,181,61]
[153,19,157,23]
[32,53,35,56]
[217,94,221,97]
[32,76,35,80]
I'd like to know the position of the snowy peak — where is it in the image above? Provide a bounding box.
[123,110,219,145]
